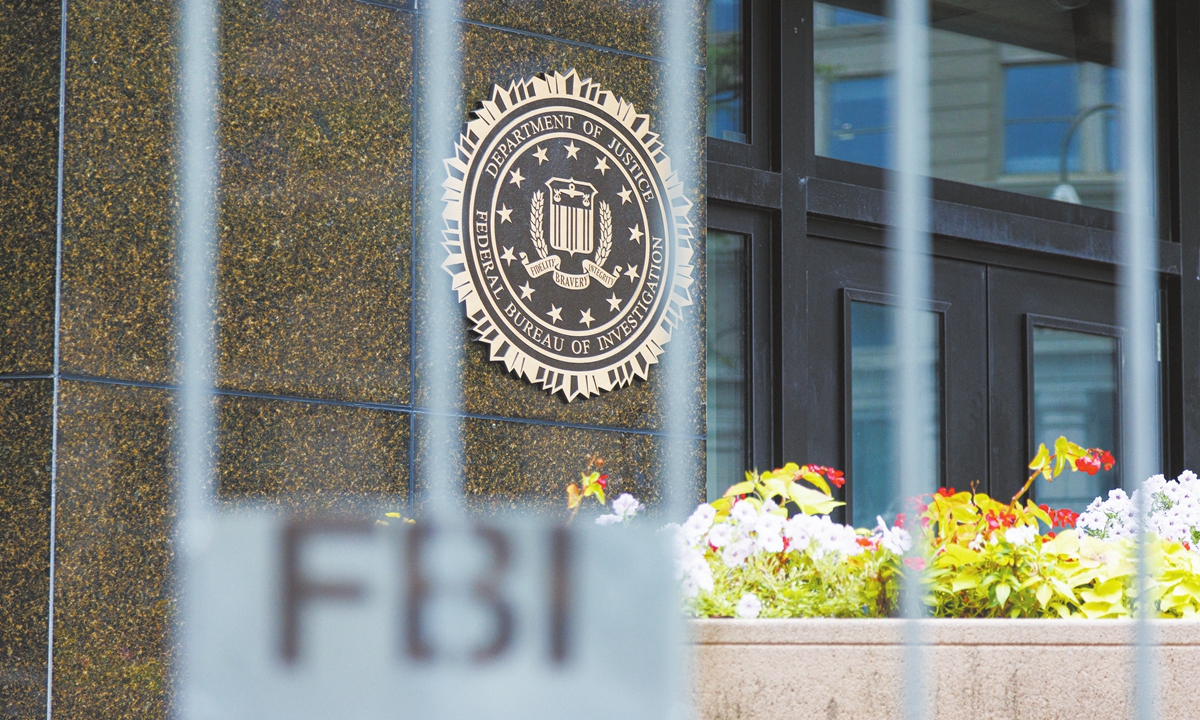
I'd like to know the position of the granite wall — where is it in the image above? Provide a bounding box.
[0,0,705,716]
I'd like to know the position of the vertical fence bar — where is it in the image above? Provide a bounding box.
[661,5,699,719]
[661,0,699,522]
[1119,0,1158,718]
[176,0,219,715]
[889,0,933,717]
[417,0,463,518]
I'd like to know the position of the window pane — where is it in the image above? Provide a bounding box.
[706,0,746,142]
[706,231,747,500]
[849,301,941,526]
[1031,327,1118,512]
[834,8,883,26]
[814,1,1140,211]
[828,76,891,166]
[1003,64,1080,174]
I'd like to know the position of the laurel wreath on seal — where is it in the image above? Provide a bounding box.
[528,190,612,266]
[596,200,612,266]
[530,190,549,258]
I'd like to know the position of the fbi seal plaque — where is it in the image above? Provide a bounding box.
[442,70,695,401]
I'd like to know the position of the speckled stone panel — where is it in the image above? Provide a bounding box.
[51,381,415,715]
[216,394,409,513]
[459,0,705,66]
[58,0,177,383]
[51,380,175,720]
[0,0,60,374]
[414,414,703,516]
[0,379,53,717]
[460,0,661,57]
[413,21,705,434]
[217,0,414,404]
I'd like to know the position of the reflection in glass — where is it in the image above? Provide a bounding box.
[828,76,891,166]
[1032,327,1119,512]
[849,301,941,526]
[707,0,746,142]
[1004,64,1079,174]
[706,231,747,500]
[813,1,1135,210]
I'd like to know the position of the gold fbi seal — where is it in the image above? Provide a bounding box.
[442,70,695,401]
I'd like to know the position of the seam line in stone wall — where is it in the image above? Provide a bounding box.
[407,1,418,517]
[45,0,70,713]
[350,0,704,71]
[55,373,705,440]
[0,374,56,381]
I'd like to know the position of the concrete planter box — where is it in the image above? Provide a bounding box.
[691,618,1200,720]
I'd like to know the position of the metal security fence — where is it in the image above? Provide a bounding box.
[170,1,1163,719]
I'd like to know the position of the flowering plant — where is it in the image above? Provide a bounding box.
[569,440,1200,619]
[1078,470,1200,546]
[566,453,610,523]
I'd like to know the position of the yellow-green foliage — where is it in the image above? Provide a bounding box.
[692,544,901,618]
[691,528,1200,619]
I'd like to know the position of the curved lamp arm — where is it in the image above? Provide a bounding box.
[1058,102,1118,185]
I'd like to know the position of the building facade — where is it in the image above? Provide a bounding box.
[0,0,1196,717]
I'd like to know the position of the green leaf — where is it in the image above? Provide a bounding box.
[787,484,844,515]
[1053,436,1073,477]
[723,481,755,498]
[951,576,979,592]
[800,469,832,496]
[995,583,1011,607]
[1029,443,1050,472]
[1036,583,1053,608]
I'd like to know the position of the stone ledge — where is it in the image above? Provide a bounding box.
[690,619,1200,720]
[690,617,1200,646]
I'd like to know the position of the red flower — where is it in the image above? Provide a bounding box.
[919,516,931,530]
[894,513,907,529]
[597,474,609,489]
[808,465,847,489]
[904,557,927,571]
[1075,455,1101,475]
[1045,531,1057,540]
[937,486,957,498]
[985,511,1001,530]
[1099,451,1116,470]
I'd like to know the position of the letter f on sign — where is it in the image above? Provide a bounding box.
[279,517,373,664]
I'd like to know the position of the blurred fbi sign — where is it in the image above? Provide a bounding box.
[187,514,683,720]
[442,70,695,401]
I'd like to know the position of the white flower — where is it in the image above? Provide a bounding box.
[731,500,759,526]
[735,593,762,619]
[707,522,733,548]
[682,505,716,546]
[874,516,914,554]
[722,538,755,567]
[1005,524,1037,547]
[783,514,816,551]
[612,493,642,519]
[674,545,713,598]
[753,513,786,553]
[688,503,717,527]
[595,514,622,526]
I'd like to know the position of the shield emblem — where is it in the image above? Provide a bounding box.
[545,177,597,256]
